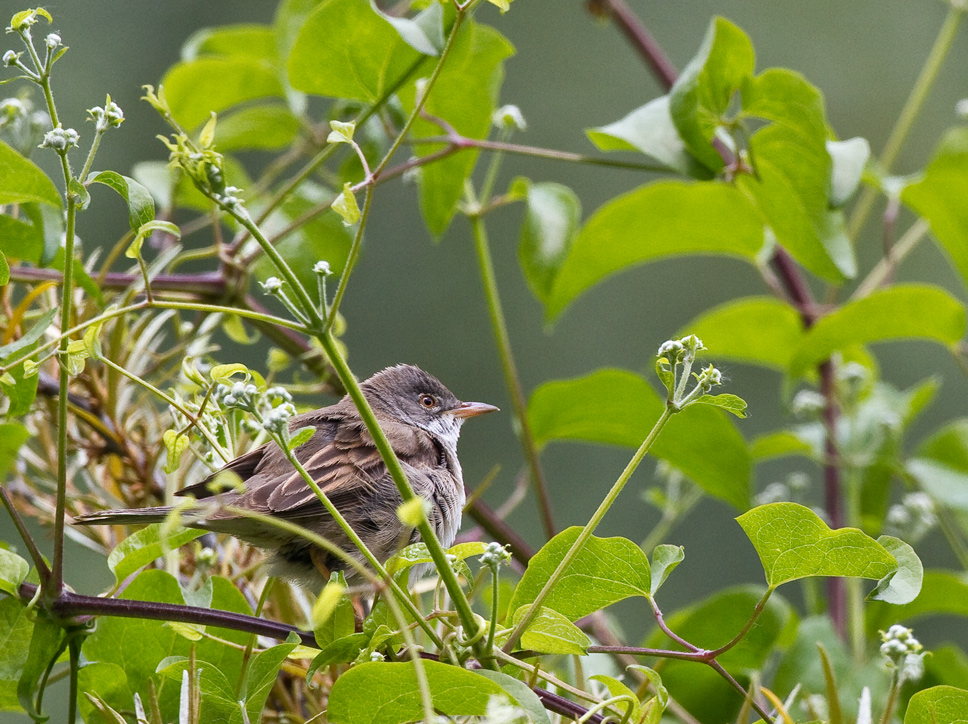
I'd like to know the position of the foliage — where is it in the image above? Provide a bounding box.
[0,1,967,723]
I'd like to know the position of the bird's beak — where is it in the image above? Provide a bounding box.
[451,401,500,419]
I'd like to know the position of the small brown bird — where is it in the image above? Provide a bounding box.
[74,364,497,589]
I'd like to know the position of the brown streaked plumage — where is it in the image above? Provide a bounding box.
[73,365,497,589]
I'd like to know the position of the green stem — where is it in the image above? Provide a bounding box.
[469,214,556,540]
[50,194,76,595]
[879,671,901,724]
[369,5,467,181]
[411,135,668,172]
[282,444,444,648]
[78,128,105,184]
[68,635,81,724]
[503,405,675,653]
[323,5,465,328]
[708,587,774,657]
[326,186,373,329]
[848,5,965,240]
[485,565,500,656]
[317,330,492,665]
[849,219,930,300]
[235,213,323,328]
[845,469,865,662]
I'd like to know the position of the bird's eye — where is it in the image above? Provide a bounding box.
[419,394,437,408]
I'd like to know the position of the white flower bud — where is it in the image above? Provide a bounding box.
[492,104,527,131]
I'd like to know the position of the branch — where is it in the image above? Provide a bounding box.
[18,582,316,646]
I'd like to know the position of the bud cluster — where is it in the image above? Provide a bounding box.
[879,624,925,682]
[88,96,124,132]
[479,541,512,569]
[40,124,79,152]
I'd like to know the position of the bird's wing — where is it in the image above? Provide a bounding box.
[177,444,267,499]
[243,415,443,518]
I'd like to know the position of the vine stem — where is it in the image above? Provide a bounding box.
[317,330,493,666]
[279,447,444,648]
[468,213,556,540]
[847,4,965,240]
[51,196,76,596]
[503,405,674,653]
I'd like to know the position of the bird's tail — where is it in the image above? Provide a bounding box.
[73,507,173,526]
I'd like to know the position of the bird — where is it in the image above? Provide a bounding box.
[73,364,498,589]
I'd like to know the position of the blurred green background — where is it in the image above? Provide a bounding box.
[3,0,967,685]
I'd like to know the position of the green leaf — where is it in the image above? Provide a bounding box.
[90,171,156,231]
[213,104,301,152]
[386,541,487,574]
[82,570,186,699]
[0,213,44,264]
[0,422,29,478]
[736,502,896,587]
[650,545,685,596]
[328,660,512,724]
[407,21,514,235]
[508,526,651,621]
[669,17,754,171]
[903,128,968,292]
[510,604,590,655]
[332,182,360,226]
[308,632,367,673]
[243,642,298,720]
[528,369,751,509]
[0,140,61,207]
[518,181,581,304]
[904,686,968,724]
[163,430,189,474]
[107,524,206,586]
[162,56,286,131]
[376,1,445,56]
[694,393,748,418]
[738,126,853,282]
[210,363,249,384]
[127,220,181,262]
[288,0,424,103]
[473,670,551,724]
[545,182,765,322]
[908,420,968,513]
[313,573,354,649]
[76,663,133,724]
[156,656,240,721]
[327,120,356,145]
[182,23,278,62]
[868,535,922,605]
[0,597,34,699]
[0,346,39,419]
[0,308,57,361]
[586,95,712,178]
[750,431,813,460]
[828,137,870,207]
[587,674,643,724]
[680,297,803,370]
[288,425,315,451]
[0,549,29,597]
[18,617,64,719]
[789,284,966,377]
